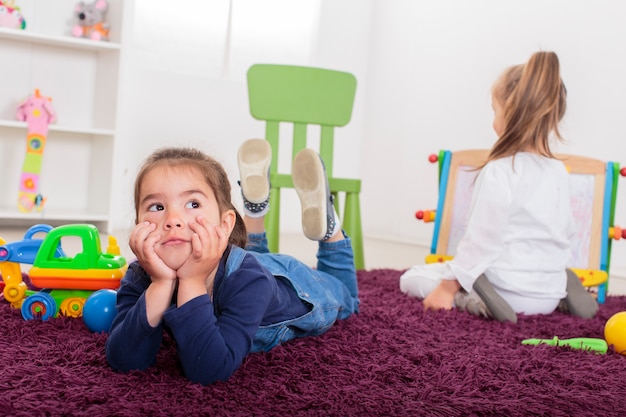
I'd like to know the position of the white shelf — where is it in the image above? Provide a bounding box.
[0,26,120,51]
[0,120,114,136]
[0,207,109,221]
[0,207,110,231]
[0,0,125,234]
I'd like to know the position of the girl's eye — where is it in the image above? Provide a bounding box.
[185,201,200,209]
[147,203,164,212]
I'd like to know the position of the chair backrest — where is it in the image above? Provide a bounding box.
[431,149,618,273]
[247,64,357,178]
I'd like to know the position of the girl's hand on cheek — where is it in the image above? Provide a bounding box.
[177,216,227,283]
[129,221,176,283]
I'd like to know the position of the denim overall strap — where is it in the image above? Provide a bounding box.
[224,245,247,277]
[213,245,247,303]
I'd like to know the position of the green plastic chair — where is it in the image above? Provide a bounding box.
[247,64,364,270]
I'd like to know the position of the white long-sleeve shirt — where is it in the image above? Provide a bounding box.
[402,152,575,307]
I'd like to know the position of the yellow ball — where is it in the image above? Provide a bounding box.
[605,311,626,355]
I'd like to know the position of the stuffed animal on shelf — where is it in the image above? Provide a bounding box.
[0,0,26,29]
[71,0,109,41]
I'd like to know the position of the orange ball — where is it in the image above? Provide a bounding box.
[605,311,626,355]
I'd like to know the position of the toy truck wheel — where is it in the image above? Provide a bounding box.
[60,297,86,318]
[3,282,27,303]
[21,293,56,321]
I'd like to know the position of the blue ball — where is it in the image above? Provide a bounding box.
[83,289,117,333]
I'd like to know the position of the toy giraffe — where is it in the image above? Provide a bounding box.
[15,89,56,212]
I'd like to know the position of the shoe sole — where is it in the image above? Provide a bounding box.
[292,149,328,241]
[238,139,271,204]
[565,269,599,319]
[472,275,518,323]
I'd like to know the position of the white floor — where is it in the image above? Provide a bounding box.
[2,228,625,296]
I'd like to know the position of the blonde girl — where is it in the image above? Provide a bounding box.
[400,51,597,322]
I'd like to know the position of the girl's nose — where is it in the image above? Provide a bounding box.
[164,212,184,229]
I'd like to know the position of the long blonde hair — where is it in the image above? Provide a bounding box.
[134,147,248,248]
[487,51,567,165]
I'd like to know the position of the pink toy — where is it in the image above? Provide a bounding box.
[16,89,56,212]
[71,0,109,41]
[0,0,26,29]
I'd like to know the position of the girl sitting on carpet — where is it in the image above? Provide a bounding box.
[399,51,598,322]
[106,140,359,385]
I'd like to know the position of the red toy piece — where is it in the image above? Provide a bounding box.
[415,210,435,222]
[428,154,438,163]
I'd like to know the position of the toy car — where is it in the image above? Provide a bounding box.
[0,223,126,323]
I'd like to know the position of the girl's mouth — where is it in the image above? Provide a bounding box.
[160,237,189,246]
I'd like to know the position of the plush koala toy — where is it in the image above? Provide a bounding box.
[71,0,109,41]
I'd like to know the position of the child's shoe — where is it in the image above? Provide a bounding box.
[560,269,599,319]
[292,148,339,241]
[469,275,518,323]
[238,139,272,217]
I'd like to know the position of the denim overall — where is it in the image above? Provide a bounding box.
[222,232,359,352]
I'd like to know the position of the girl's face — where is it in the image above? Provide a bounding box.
[492,94,505,137]
[137,164,231,270]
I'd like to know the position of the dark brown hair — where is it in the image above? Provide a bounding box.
[487,51,567,165]
[133,147,247,248]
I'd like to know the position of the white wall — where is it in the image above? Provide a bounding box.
[112,0,372,230]
[112,0,626,276]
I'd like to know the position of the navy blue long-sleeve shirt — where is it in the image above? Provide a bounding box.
[105,246,307,385]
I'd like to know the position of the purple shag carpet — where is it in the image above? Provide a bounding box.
[1,269,626,416]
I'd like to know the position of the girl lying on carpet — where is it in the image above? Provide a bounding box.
[399,51,598,323]
[106,140,359,385]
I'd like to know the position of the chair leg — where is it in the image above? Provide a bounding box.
[265,188,281,253]
[343,192,365,270]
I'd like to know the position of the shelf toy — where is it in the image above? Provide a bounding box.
[0,224,126,333]
[71,0,109,41]
[16,89,56,213]
[522,336,608,354]
[0,0,26,29]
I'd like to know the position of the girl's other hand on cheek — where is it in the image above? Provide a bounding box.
[177,216,227,283]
